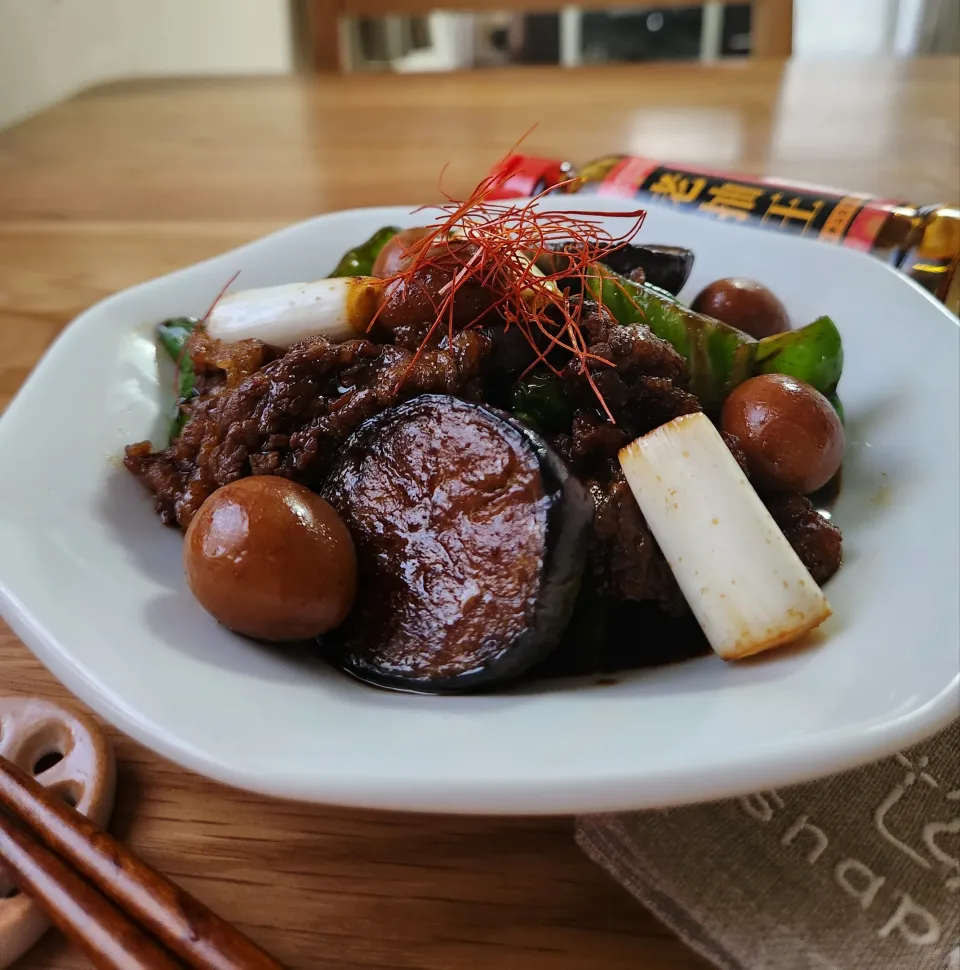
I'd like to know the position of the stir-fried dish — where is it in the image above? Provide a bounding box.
[125,172,844,693]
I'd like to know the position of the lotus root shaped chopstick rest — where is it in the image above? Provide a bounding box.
[0,695,116,968]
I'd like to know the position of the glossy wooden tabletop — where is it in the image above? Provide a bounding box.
[1,57,958,970]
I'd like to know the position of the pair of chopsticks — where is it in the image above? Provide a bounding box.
[0,753,284,970]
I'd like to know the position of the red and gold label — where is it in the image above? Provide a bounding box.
[482,154,958,313]
[589,157,899,251]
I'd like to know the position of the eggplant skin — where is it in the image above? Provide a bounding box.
[599,245,695,296]
[321,395,594,693]
[538,242,694,297]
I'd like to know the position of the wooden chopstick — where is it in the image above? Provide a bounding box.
[0,810,182,970]
[0,753,284,970]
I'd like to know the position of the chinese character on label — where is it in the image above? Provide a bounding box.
[648,171,708,204]
[698,182,765,221]
[763,192,825,233]
[818,198,863,243]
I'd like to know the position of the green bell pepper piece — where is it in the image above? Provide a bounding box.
[755,315,844,396]
[827,392,844,424]
[157,317,199,441]
[511,410,543,433]
[587,266,844,407]
[587,266,756,412]
[329,225,401,278]
[507,369,575,433]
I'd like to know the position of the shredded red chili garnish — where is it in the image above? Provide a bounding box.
[371,154,646,421]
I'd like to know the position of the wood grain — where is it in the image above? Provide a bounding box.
[0,753,284,970]
[0,58,958,970]
[0,811,180,970]
[2,60,958,226]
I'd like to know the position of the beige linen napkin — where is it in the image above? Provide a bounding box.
[577,719,960,970]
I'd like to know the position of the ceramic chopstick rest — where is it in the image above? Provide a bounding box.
[0,695,116,969]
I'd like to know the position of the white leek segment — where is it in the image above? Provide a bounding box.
[618,412,831,660]
[509,252,561,306]
[206,276,383,348]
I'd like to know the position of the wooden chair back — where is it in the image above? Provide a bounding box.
[308,0,794,71]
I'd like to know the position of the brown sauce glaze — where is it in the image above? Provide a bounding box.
[323,395,593,691]
[183,477,357,642]
[533,470,843,683]
[376,247,499,338]
[720,374,844,495]
[532,591,710,681]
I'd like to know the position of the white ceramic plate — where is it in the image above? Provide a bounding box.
[1,198,957,814]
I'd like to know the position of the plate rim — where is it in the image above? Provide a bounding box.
[3,577,957,814]
[1,201,958,814]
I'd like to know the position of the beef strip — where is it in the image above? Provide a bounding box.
[539,303,701,610]
[587,471,688,616]
[766,493,843,586]
[721,430,751,478]
[130,288,841,627]
[187,330,282,398]
[559,302,701,452]
[376,244,500,347]
[581,472,843,635]
[125,330,491,529]
[545,304,842,608]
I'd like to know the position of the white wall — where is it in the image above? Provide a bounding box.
[0,0,295,129]
[794,0,902,57]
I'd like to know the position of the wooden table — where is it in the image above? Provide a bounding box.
[1,57,957,970]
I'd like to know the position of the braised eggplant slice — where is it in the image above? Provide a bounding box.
[597,245,695,295]
[322,394,593,692]
[537,243,695,296]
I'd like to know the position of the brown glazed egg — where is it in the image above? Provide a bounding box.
[721,374,844,494]
[692,277,790,339]
[371,227,433,278]
[184,477,358,641]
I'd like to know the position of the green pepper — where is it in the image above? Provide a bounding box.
[329,225,401,278]
[507,369,575,433]
[827,392,845,424]
[157,317,199,441]
[586,266,845,408]
[638,281,685,306]
[587,266,757,412]
[755,316,844,396]
[512,410,543,432]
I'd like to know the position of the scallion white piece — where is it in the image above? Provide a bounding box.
[619,411,832,660]
[206,276,384,348]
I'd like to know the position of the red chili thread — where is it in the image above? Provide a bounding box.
[374,151,646,419]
